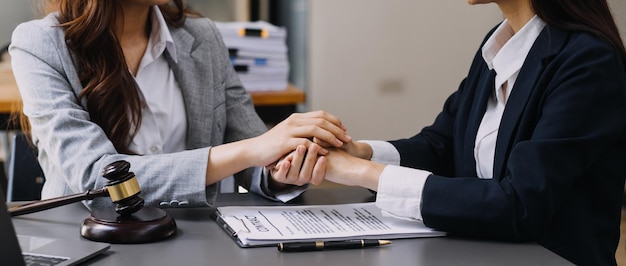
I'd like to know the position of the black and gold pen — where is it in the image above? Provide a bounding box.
[277,239,391,252]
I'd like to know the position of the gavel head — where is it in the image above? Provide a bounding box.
[102,160,144,216]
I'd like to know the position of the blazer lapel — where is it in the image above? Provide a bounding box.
[166,26,215,149]
[461,68,494,176]
[492,26,569,179]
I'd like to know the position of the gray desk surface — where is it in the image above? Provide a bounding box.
[10,187,572,266]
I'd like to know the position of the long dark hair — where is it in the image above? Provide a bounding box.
[35,0,193,154]
[531,0,626,69]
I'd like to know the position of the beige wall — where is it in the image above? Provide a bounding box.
[308,1,502,140]
[609,0,626,42]
[0,0,38,46]
[308,1,626,141]
[186,0,249,21]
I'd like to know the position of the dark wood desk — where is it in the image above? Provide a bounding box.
[10,188,573,266]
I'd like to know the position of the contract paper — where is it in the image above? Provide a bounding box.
[215,202,445,247]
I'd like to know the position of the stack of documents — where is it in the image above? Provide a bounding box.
[215,21,290,91]
[215,202,446,247]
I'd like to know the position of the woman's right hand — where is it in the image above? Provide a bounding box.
[206,111,348,186]
[249,110,351,168]
[340,141,373,160]
[313,137,373,160]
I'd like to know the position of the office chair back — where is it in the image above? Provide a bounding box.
[7,133,44,201]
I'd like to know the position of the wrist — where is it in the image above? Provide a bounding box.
[265,169,303,196]
[355,142,373,160]
[267,175,295,193]
[239,137,263,166]
[205,140,256,185]
[349,159,383,190]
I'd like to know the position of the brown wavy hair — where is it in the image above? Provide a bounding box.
[36,0,194,154]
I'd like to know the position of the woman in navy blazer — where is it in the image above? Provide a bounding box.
[276,0,626,265]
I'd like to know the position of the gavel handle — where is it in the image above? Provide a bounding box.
[8,188,108,217]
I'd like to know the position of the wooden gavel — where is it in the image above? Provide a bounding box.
[9,160,144,217]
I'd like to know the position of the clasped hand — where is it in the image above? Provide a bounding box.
[267,115,383,191]
[245,111,350,186]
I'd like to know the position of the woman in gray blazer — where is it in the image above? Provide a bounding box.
[9,0,349,208]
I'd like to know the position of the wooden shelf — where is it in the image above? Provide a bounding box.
[249,84,305,106]
[1,70,305,113]
[1,69,303,169]
[0,70,20,113]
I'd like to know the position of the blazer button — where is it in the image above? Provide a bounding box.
[170,200,180,207]
[159,201,170,207]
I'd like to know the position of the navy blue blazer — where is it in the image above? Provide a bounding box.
[390,24,626,265]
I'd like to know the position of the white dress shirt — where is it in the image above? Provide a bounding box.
[129,6,186,155]
[475,16,546,179]
[127,7,285,199]
[372,16,546,221]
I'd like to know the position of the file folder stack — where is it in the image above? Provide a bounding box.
[215,21,289,91]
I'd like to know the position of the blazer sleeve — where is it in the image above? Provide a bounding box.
[198,18,269,194]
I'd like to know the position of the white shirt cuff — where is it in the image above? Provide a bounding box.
[275,188,307,202]
[376,165,431,221]
[359,140,400,165]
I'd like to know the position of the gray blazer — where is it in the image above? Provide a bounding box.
[9,13,269,208]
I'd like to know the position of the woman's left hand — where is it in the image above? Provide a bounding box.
[269,143,327,187]
[271,147,384,191]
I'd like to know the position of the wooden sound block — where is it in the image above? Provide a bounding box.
[80,207,177,244]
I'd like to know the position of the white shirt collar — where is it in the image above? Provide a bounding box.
[149,5,177,63]
[482,16,546,71]
[481,15,546,102]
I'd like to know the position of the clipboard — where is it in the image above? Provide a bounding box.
[214,202,445,248]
